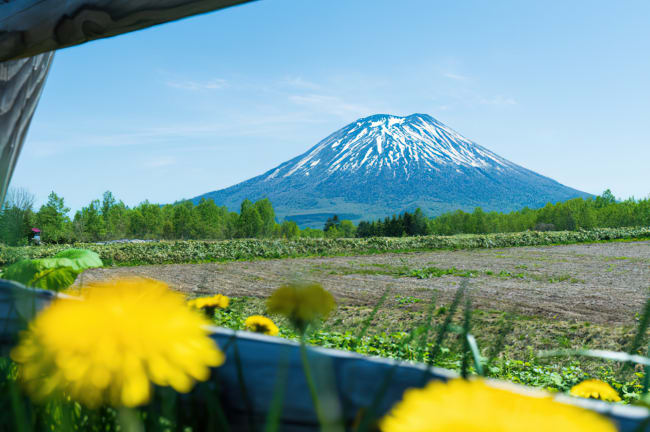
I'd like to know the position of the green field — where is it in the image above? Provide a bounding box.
[210,294,645,403]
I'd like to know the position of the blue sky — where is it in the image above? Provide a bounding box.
[10,0,650,211]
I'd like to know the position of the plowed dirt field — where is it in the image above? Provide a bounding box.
[82,240,650,325]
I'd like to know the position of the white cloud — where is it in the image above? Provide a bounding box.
[443,72,470,81]
[165,78,227,91]
[144,156,176,168]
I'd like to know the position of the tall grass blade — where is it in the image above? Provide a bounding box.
[160,387,179,432]
[428,280,466,364]
[117,407,144,432]
[465,334,484,376]
[485,311,514,374]
[299,337,327,427]
[209,375,232,432]
[461,294,473,378]
[539,348,650,366]
[643,344,650,395]
[233,337,257,432]
[420,280,466,385]
[144,389,163,432]
[416,291,437,362]
[57,398,76,432]
[8,376,29,432]
[622,298,650,374]
[356,286,391,342]
[355,364,398,432]
[264,347,290,432]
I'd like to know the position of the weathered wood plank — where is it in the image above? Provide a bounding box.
[0,278,64,355]
[0,51,53,205]
[0,0,255,62]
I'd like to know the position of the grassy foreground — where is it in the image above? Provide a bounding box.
[1,226,649,268]
[212,295,646,403]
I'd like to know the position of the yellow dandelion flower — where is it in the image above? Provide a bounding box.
[267,282,336,333]
[380,379,616,432]
[11,278,224,408]
[187,294,230,310]
[187,294,230,318]
[244,315,279,336]
[570,379,622,402]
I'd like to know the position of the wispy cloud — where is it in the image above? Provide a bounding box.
[165,78,227,91]
[25,111,328,156]
[443,72,470,81]
[144,156,176,168]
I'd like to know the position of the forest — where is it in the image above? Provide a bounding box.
[357,190,649,237]
[0,188,647,245]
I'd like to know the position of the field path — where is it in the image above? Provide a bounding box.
[81,240,650,324]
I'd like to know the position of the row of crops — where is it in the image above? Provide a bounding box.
[1,226,648,267]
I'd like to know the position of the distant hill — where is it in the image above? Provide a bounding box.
[192,113,591,227]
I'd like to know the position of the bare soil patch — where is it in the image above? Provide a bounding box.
[81,240,650,325]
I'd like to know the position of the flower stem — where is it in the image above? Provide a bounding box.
[299,336,326,426]
[118,407,144,432]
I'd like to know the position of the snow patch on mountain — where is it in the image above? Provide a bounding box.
[265,113,512,182]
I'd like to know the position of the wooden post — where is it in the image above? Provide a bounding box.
[0,0,255,62]
[0,52,53,205]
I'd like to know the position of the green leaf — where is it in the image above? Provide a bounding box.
[30,267,82,291]
[2,257,81,291]
[3,258,73,285]
[53,248,103,270]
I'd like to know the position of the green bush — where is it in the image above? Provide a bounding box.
[1,227,648,268]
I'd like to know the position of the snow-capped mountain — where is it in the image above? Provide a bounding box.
[192,114,590,227]
[266,113,513,179]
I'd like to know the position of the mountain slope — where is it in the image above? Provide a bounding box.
[192,114,590,227]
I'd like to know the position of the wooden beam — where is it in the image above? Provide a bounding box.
[0,51,53,205]
[0,0,255,62]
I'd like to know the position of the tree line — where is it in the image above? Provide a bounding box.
[356,190,649,237]
[0,190,317,245]
[0,189,647,245]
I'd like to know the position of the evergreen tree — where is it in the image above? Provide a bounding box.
[324,215,341,231]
